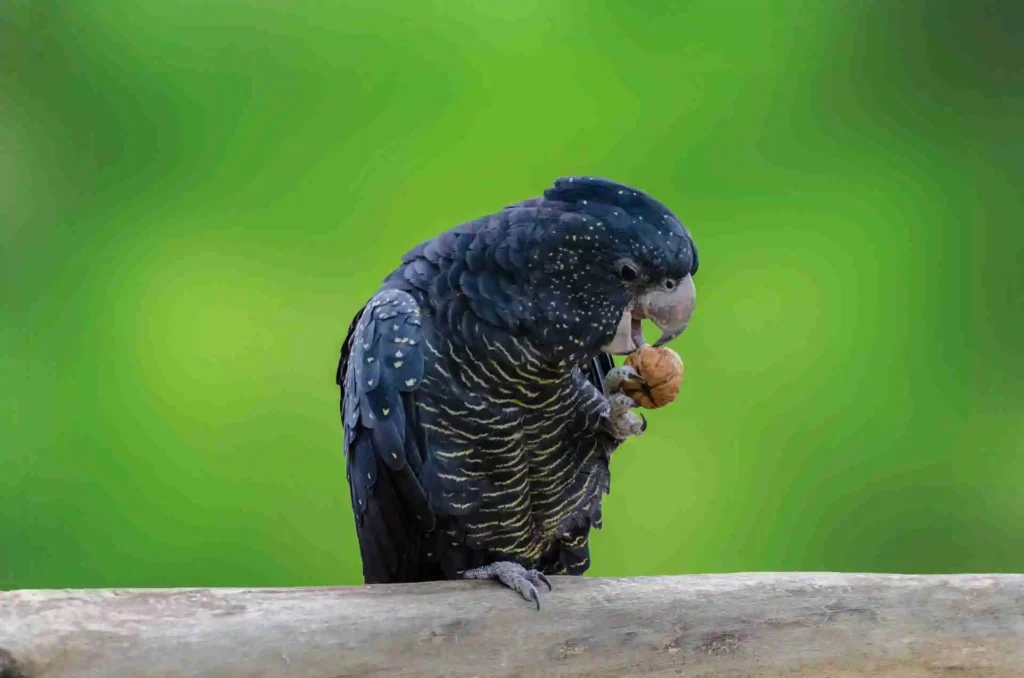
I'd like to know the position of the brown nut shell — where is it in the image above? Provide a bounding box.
[621,345,684,409]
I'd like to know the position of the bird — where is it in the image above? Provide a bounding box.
[336,176,698,608]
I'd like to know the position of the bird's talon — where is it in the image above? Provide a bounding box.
[534,571,552,591]
[463,561,552,610]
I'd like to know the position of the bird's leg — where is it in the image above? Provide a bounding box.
[463,561,552,610]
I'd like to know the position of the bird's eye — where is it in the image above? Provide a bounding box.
[664,279,676,291]
[619,263,638,281]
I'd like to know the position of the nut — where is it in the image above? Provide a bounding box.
[621,345,684,409]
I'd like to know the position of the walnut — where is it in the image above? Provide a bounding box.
[621,345,684,409]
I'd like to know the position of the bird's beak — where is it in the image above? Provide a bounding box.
[605,305,645,355]
[638,274,696,347]
[604,275,696,354]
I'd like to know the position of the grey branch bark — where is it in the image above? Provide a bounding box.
[2,574,1023,677]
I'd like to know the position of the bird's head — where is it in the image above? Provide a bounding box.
[521,176,698,360]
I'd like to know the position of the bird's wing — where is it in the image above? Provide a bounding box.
[337,288,434,583]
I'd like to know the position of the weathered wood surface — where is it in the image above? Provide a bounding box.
[2,573,1023,677]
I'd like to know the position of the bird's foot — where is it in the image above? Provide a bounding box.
[463,561,552,610]
[605,392,646,440]
[603,365,642,395]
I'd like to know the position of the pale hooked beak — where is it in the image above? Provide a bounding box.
[605,275,696,354]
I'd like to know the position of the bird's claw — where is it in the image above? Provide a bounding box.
[534,570,552,591]
[603,365,643,395]
[606,392,645,439]
[527,585,540,610]
[463,561,552,610]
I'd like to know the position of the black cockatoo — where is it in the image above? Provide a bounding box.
[336,176,698,607]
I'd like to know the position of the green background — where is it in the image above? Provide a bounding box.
[3,1,1022,589]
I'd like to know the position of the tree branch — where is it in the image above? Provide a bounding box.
[2,574,1022,677]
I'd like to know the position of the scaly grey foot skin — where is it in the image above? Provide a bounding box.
[603,365,642,395]
[463,561,552,610]
[602,366,647,439]
[606,393,646,439]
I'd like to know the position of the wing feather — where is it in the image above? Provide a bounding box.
[339,289,434,583]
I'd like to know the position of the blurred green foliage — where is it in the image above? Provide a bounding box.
[2,0,1022,589]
